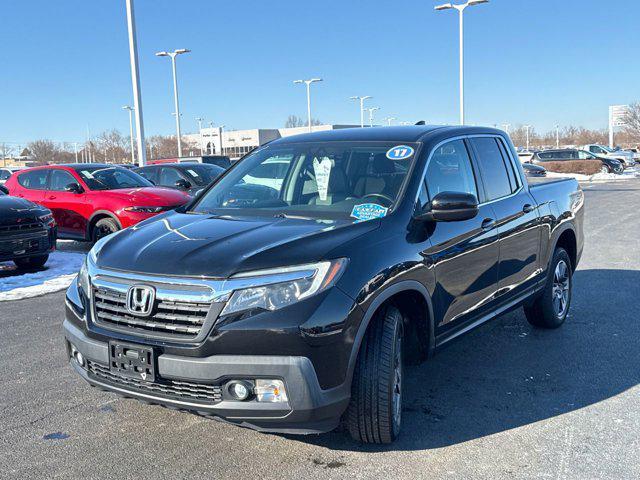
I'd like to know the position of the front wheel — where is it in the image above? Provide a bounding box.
[524,248,572,329]
[347,305,404,444]
[92,217,120,243]
[600,165,611,174]
[14,254,49,270]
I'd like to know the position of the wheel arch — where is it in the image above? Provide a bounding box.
[346,281,435,390]
[553,227,577,272]
[86,211,122,241]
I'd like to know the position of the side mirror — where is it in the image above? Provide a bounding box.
[416,192,479,222]
[64,183,83,194]
[175,179,192,190]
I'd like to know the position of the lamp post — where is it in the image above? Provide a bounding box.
[125,0,147,166]
[502,123,511,134]
[524,125,532,151]
[384,117,396,126]
[293,78,323,133]
[366,107,380,127]
[555,124,560,148]
[156,48,191,157]
[122,106,136,164]
[434,0,489,125]
[350,96,372,127]
[196,117,204,155]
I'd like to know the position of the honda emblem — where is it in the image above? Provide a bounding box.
[126,285,155,317]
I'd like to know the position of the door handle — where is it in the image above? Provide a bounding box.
[481,218,496,231]
[48,195,57,200]
[522,204,535,213]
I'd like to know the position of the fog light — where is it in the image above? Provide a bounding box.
[74,349,85,367]
[227,381,252,401]
[255,379,288,403]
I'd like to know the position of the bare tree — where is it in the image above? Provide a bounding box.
[285,115,322,128]
[623,103,640,142]
[97,129,128,163]
[27,139,59,165]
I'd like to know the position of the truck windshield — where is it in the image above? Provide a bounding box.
[190,141,419,219]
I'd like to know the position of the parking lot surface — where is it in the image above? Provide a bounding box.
[1,180,639,479]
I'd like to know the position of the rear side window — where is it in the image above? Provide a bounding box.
[425,140,478,199]
[470,137,513,201]
[0,169,10,181]
[17,170,49,190]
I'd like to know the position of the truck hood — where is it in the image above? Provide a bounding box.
[95,212,379,278]
[0,195,48,225]
[104,187,189,206]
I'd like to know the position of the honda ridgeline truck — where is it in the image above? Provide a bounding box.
[64,126,584,444]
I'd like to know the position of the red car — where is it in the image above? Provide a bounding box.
[5,164,190,242]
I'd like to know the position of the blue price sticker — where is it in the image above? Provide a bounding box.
[350,203,389,223]
[386,145,415,160]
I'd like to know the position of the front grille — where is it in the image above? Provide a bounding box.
[87,361,223,404]
[0,236,48,256]
[0,221,44,236]
[93,288,210,337]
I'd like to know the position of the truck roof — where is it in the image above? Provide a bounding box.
[269,125,506,145]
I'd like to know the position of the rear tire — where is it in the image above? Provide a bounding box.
[524,248,572,329]
[92,217,119,243]
[347,305,404,444]
[14,254,49,270]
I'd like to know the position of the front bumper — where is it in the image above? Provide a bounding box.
[0,226,56,262]
[63,319,350,434]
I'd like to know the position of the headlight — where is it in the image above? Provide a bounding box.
[124,206,165,213]
[78,257,90,298]
[221,259,348,316]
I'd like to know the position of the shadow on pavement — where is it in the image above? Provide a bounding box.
[288,269,640,452]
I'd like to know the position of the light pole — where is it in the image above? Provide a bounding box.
[125,0,147,166]
[350,96,372,128]
[122,106,136,164]
[196,117,204,155]
[502,123,511,134]
[434,0,489,125]
[156,48,191,157]
[384,117,396,126]
[218,124,225,156]
[555,124,560,148]
[293,78,323,133]
[524,124,532,151]
[366,107,380,127]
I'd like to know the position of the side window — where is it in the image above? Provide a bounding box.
[17,170,49,190]
[470,137,513,201]
[578,150,593,160]
[425,140,478,200]
[496,138,520,190]
[49,170,79,191]
[137,167,158,184]
[0,170,10,181]
[159,167,182,186]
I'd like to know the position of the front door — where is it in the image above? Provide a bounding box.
[419,139,501,337]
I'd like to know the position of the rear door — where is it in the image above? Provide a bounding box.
[419,138,501,336]
[43,169,87,237]
[13,169,49,203]
[469,136,542,299]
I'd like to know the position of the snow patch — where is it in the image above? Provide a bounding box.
[546,166,640,183]
[0,251,85,302]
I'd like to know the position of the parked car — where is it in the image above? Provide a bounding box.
[521,162,547,177]
[134,163,225,197]
[148,155,233,170]
[0,186,57,269]
[64,126,583,444]
[582,144,635,168]
[5,164,190,242]
[532,149,623,174]
[0,167,24,185]
[625,148,640,163]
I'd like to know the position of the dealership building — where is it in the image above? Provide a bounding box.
[184,124,358,160]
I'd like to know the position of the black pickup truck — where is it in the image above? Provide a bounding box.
[64,126,584,444]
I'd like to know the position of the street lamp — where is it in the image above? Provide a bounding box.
[502,123,511,134]
[123,105,136,164]
[196,117,204,155]
[293,78,323,133]
[366,107,380,127]
[125,0,147,166]
[434,0,489,125]
[384,117,397,126]
[350,96,372,128]
[555,124,560,148]
[156,48,191,157]
[524,124,532,151]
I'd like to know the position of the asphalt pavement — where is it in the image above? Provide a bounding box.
[1,180,639,479]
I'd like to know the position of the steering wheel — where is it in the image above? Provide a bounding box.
[361,193,394,206]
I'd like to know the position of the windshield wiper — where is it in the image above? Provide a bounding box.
[273,213,315,220]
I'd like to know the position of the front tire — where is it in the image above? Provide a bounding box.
[92,217,119,243]
[347,305,404,444]
[14,254,49,270]
[524,248,572,329]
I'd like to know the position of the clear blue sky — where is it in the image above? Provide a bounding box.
[1,0,639,144]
